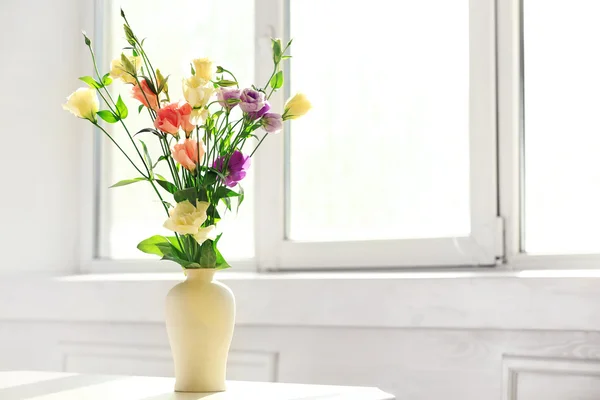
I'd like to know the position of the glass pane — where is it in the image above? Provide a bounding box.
[287,0,470,241]
[102,0,254,259]
[523,0,600,254]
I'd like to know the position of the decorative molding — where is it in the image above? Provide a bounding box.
[502,355,600,400]
[59,341,278,382]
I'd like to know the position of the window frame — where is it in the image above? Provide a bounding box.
[255,0,501,271]
[496,0,600,270]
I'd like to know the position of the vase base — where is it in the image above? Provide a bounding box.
[174,389,226,393]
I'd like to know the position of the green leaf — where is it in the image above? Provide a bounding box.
[102,73,113,86]
[140,75,158,94]
[174,187,197,204]
[116,95,128,119]
[216,80,237,87]
[215,186,240,201]
[197,187,209,202]
[137,104,144,114]
[137,235,170,257]
[156,179,177,194]
[269,70,284,90]
[236,185,245,213]
[281,55,292,60]
[79,76,102,89]
[212,236,230,269]
[215,246,231,270]
[199,240,216,268]
[153,155,169,169]
[139,140,153,179]
[97,110,119,123]
[109,177,146,188]
[156,72,170,94]
[203,171,218,187]
[190,63,196,75]
[134,127,162,137]
[207,204,221,222]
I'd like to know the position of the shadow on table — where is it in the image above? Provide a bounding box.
[0,374,125,399]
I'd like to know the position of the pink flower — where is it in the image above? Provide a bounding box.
[262,112,283,133]
[172,139,204,171]
[132,79,159,110]
[178,102,195,135]
[154,103,181,135]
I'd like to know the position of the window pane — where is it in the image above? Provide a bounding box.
[523,0,600,254]
[102,0,254,259]
[287,0,470,241]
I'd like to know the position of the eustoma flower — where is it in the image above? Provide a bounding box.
[262,113,283,134]
[213,150,251,187]
[132,79,159,110]
[239,88,266,113]
[183,76,214,110]
[247,102,270,121]
[283,92,311,120]
[163,200,209,235]
[62,88,99,122]
[177,102,195,135]
[192,58,215,82]
[154,103,181,135]
[216,87,241,109]
[172,138,204,171]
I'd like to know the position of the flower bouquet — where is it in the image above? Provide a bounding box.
[62,9,310,392]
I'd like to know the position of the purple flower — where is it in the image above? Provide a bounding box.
[217,87,241,109]
[239,88,266,113]
[247,102,271,121]
[262,112,283,134]
[212,150,251,188]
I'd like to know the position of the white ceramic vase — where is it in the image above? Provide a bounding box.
[165,269,235,393]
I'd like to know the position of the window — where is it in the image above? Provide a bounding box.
[91,0,499,271]
[91,0,599,271]
[522,0,600,256]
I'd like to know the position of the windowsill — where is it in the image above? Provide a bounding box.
[2,268,600,331]
[56,267,600,282]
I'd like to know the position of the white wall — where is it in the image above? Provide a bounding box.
[0,0,91,274]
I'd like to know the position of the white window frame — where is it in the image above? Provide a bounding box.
[255,0,500,270]
[497,0,600,270]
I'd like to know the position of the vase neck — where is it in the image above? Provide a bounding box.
[185,269,216,282]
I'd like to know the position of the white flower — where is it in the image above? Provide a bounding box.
[62,88,99,122]
[191,58,214,82]
[163,200,209,235]
[183,76,214,109]
[194,225,217,245]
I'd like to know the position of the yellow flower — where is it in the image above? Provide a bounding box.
[62,88,99,122]
[182,76,214,109]
[194,225,217,245]
[284,93,311,120]
[163,200,209,235]
[109,55,142,84]
[192,58,214,82]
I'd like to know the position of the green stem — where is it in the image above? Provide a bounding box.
[250,132,269,157]
[93,123,147,178]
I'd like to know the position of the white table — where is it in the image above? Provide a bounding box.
[0,371,394,400]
